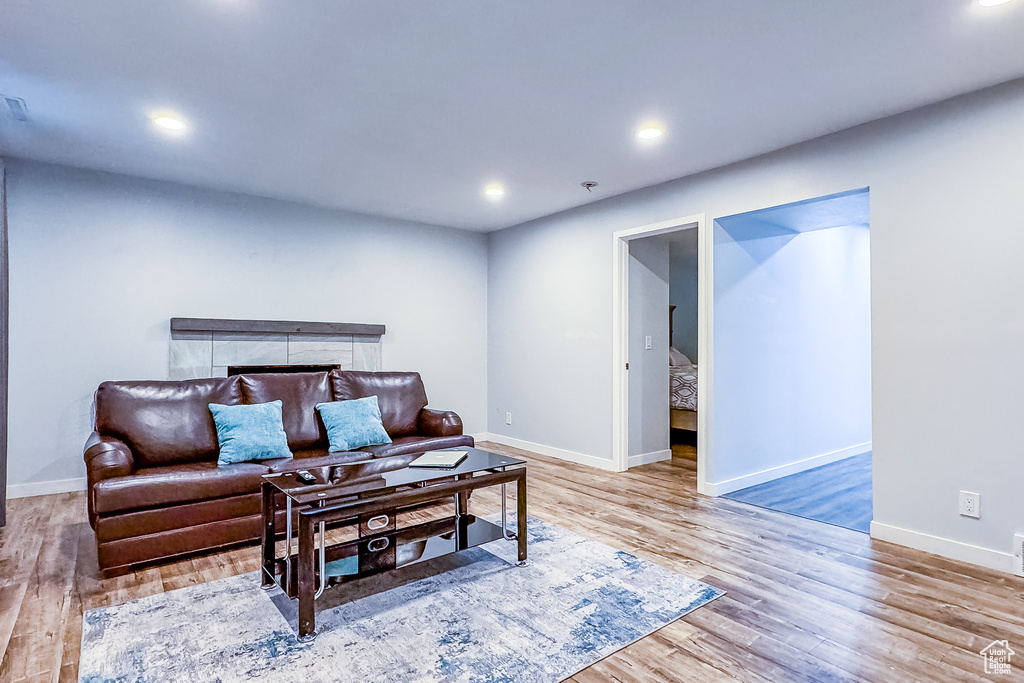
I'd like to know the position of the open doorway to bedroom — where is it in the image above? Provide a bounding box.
[612,213,710,490]
[667,229,699,463]
[621,227,701,472]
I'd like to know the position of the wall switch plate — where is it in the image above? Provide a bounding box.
[1013,534,1024,577]
[645,335,653,350]
[505,412,512,425]
[959,491,980,519]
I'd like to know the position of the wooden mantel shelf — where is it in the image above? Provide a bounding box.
[170,317,385,337]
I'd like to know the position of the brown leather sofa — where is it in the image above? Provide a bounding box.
[84,370,473,577]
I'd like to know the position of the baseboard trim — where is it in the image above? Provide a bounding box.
[7,477,87,499]
[706,442,872,496]
[628,448,672,468]
[870,521,1015,574]
[475,433,619,472]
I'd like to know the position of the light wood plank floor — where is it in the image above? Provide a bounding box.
[2,442,1023,682]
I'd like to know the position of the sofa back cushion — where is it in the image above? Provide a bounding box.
[329,371,428,438]
[239,372,332,450]
[95,377,242,467]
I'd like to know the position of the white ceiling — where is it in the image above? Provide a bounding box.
[2,1,1023,232]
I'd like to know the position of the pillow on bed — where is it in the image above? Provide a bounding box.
[669,347,692,367]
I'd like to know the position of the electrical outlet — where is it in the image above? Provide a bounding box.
[1014,533,1024,578]
[645,335,653,350]
[505,412,512,425]
[959,491,980,519]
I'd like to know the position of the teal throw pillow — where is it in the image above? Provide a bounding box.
[209,400,293,465]
[316,396,392,452]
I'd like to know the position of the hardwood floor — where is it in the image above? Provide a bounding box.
[724,452,873,533]
[2,442,1023,682]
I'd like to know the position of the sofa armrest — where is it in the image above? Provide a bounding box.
[417,409,464,437]
[85,432,134,480]
[84,432,134,527]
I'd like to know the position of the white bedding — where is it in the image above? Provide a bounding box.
[670,364,697,411]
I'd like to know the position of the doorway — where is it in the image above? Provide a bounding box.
[612,189,872,535]
[713,189,872,532]
[667,229,699,463]
[611,214,713,493]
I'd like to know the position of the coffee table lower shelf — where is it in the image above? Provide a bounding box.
[261,514,509,598]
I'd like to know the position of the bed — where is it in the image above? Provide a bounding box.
[669,305,698,431]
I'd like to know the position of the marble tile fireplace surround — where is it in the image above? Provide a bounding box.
[168,318,385,380]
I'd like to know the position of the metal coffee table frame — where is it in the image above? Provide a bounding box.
[260,454,526,641]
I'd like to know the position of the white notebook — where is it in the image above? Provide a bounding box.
[408,450,469,469]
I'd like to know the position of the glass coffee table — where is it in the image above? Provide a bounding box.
[260,447,527,641]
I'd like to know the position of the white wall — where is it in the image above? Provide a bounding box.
[627,235,669,460]
[668,229,699,361]
[711,223,871,490]
[486,214,610,458]
[5,160,488,494]
[487,77,1024,572]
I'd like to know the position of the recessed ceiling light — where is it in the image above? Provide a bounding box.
[979,0,1015,5]
[636,127,663,140]
[152,115,187,132]
[484,185,506,198]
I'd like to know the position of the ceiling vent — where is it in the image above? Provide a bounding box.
[0,95,29,122]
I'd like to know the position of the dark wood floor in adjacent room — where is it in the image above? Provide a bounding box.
[2,442,1022,682]
[723,451,873,533]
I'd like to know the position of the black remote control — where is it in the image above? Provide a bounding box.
[296,470,317,485]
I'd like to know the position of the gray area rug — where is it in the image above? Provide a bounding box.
[79,517,723,682]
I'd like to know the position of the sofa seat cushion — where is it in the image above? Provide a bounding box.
[262,448,374,472]
[93,461,270,515]
[360,434,475,458]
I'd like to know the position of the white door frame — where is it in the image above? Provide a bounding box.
[612,213,713,494]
